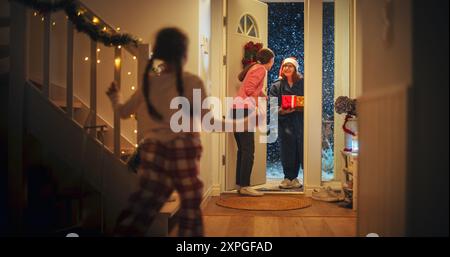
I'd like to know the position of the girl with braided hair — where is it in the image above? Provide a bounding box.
[107,27,208,236]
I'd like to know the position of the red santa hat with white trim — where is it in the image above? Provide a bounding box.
[278,57,300,79]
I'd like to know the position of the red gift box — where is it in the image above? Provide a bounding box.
[281,95,304,109]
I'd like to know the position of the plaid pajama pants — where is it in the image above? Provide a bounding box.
[114,136,204,237]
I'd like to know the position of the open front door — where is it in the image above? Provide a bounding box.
[225,0,268,191]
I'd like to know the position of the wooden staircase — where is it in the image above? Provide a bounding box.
[28,79,136,161]
[6,0,179,236]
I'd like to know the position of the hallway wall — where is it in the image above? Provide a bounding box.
[359,0,412,94]
[356,0,412,236]
[357,0,449,237]
[83,0,200,75]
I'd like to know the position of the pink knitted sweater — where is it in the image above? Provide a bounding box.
[233,64,267,109]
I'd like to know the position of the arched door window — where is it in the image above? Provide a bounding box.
[237,14,259,38]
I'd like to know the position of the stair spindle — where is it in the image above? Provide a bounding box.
[89,40,97,136]
[114,47,122,157]
[66,22,74,119]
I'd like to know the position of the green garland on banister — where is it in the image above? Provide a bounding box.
[12,0,139,47]
[64,2,138,47]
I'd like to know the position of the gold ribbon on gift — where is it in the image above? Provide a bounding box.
[295,96,305,107]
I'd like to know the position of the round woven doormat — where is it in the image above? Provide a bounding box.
[216,196,312,211]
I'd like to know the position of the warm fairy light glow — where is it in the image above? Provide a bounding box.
[118,45,122,49]
[84,57,89,61]
[52,22,56,26]
[127,72,131,75]
[131,86,135,90]
[97,60,101,64]
[33,12,37,16]
[103,26,107,31]
[133,56,137,60]
[134,130,138,134]
[97,48,101,52]
[117,27,121,31]
[92,17,100,24]
[114,58,121,68]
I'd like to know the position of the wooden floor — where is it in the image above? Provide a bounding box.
[171,194,357,237]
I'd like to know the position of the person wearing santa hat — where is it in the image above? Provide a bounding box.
[269,57,304,189]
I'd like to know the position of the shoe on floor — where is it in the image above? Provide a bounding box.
[312,186,345,202]
[291,178,302,188]
[239,187,264,197]
[279,178,293,189]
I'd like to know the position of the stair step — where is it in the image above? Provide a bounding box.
[0,17,10,28]
[160,192,179,216]
[120,147,136,154]
[147,192,180,236]
[52,99,83,109]
[0,45,9,59]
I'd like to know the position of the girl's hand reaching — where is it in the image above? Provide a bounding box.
[106,81,119,97]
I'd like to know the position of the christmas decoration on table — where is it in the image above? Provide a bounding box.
[242,41,263,68]
[281,95,304,109]
[335,96,358,152]
[13,0,139,47]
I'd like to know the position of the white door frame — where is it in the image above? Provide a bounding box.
[211,0,330,195]
[303,0,324,195]
[210,0,228,195]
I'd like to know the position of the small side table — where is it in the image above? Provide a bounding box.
[341,150,358,211]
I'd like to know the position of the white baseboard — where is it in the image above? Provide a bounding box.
[210,184,221,196]
[201,184,221,209]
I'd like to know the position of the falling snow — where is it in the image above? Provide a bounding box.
[267,3,335,181]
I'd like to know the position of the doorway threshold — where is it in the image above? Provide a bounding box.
[222,179,304,195]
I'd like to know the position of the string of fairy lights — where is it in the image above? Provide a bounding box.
[22,0,142,150]
[15,0,140,46]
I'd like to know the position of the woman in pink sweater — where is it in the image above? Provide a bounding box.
[233,48,275,196]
